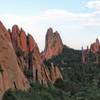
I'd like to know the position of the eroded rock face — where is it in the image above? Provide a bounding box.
[82,38,100,64]
[0,21,29,94]
[43,28,63,60]
[9,25,63,86]
[0,21,64,95]
[10,25,20,49]
[50,63,63,83]
[90,38,100,53]
[19,28,28,52]
[9,25,51,85]
[90,38,100,63]
[27,34,43,68]
[27,34,51,85]
[9,25,29,72]
[10,25,28,52]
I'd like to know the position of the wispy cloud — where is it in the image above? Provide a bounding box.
[86,0,100,10]
[0,0,100,50]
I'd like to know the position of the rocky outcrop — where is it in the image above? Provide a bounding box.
[19,28,28,52]
[42,28,63,60]
[82,38,100,64]
[10,25,28,52]
[0,20,64,96]
[9,26,51,85]
[10,25,20,49]
[9,25,29,72]
[9,25,63,85]
[50,63,63,83]
[27,34,42,64]
[90,38,100,53]
[0,21,29,95]
[90,38,100,63]
[27,34,51,85]
[82,46,90,64]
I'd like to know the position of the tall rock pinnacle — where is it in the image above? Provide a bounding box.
[42,28,63,60]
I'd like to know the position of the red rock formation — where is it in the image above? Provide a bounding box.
[0,23,63,97]
[82,38,100,64]
[10,25,28,52]
[90,38,100,53]
[50,63,63,83]
[27,33,63,84]
[54,66,63,80]
[43,28,63,60]
[19,28,28,52]
[82,46,90,63]
[9,26,28,72]
[10,25,20,49]
[27,34,51,85]
[0,21,29,95]
[90,38,100,63]
[9,26,51,85]
[8,25,63,86]
[27,34,43,64]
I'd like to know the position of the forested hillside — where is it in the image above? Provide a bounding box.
[44,45,100,100]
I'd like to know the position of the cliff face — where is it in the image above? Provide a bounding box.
[9,25,20,49]
[0,21,29,95]
[42,28,63,60]
[50,63,63,83]
[19,28,28,52]
[9,25,29,72]
[9,25,51,85]
[27,34,51,85]
[9,25,63,85]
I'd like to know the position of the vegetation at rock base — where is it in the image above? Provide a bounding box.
[2,83,69,100]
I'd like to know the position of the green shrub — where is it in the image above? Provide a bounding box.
[0,64,4,74]
[3,83,70,100]
[16,47,23,57]
[3,89,16,100]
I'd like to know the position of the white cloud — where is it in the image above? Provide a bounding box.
[86,0,100,10]
[1,9,100,29]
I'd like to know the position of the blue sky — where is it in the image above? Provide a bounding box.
[0,0,88,14]
[0,0,100,51]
